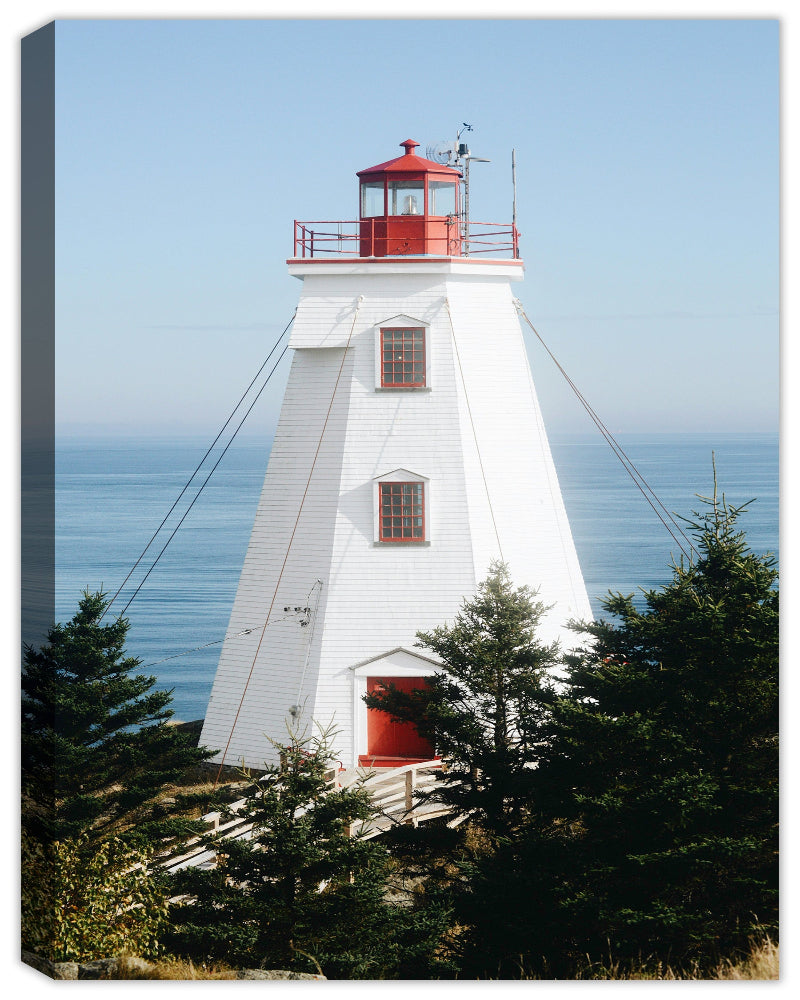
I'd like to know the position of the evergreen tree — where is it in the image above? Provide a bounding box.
[455,485,779,977]
[22,590,217,852]
[365,561,560,841]
[164,726,450,979]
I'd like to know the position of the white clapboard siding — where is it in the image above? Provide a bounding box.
[200,260,591,771]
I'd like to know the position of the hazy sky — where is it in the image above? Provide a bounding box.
[52,17,778,437]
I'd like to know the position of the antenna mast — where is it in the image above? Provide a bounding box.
[426,125,493,255]
[452,123,491,256]
[512,148,517,231]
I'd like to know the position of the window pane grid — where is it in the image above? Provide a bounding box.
[379,482,425,541]
[380,328,426,387]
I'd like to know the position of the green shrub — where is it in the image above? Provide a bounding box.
[22,832,169,963]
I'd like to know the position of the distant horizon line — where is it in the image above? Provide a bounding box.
[54,428,780,441]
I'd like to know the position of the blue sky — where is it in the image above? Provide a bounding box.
[51,17,778,437]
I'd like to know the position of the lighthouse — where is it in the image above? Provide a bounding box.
[200,139,591,771]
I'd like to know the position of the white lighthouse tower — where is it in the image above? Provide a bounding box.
[200,139,591,771]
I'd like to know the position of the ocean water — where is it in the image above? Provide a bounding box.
[55,432,778,723]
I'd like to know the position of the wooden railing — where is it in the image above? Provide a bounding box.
[340,760,450,838]
[158,759,458,874]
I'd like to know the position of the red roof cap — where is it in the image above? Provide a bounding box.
[357,139,462,178]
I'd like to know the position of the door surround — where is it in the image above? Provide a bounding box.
[351,647,441,767]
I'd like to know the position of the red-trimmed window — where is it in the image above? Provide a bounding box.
[381,328,425,387]
[379,482,425,542]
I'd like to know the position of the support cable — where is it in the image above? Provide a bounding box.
[514,300,695,560]
[444,298,505,563]
[214,297,363,785]
[118,343,290,617]
[105,311,296,617]
[140,611,302,670]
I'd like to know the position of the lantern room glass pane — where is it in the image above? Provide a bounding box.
[429,180,457,217]
[361,181,384,217]
[389,180,424,216]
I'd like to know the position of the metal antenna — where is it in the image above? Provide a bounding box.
[462,153,491,256]
[455,122,473,158]
[447,124,491,255]
[512,148,517,232]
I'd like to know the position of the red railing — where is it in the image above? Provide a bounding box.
[293,220,359,258]
[292,219,520,260]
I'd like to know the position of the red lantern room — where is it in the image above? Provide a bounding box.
[357,139,462,258]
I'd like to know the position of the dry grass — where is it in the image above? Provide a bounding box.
[111,928,778,980]
[713,938,779,980]
[115,957,237,980]
[576,937,779,981]
[106,940,781,980]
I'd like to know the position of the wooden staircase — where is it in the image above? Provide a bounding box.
[159,759,460,875]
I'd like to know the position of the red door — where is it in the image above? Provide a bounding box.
[363,676,435,766]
